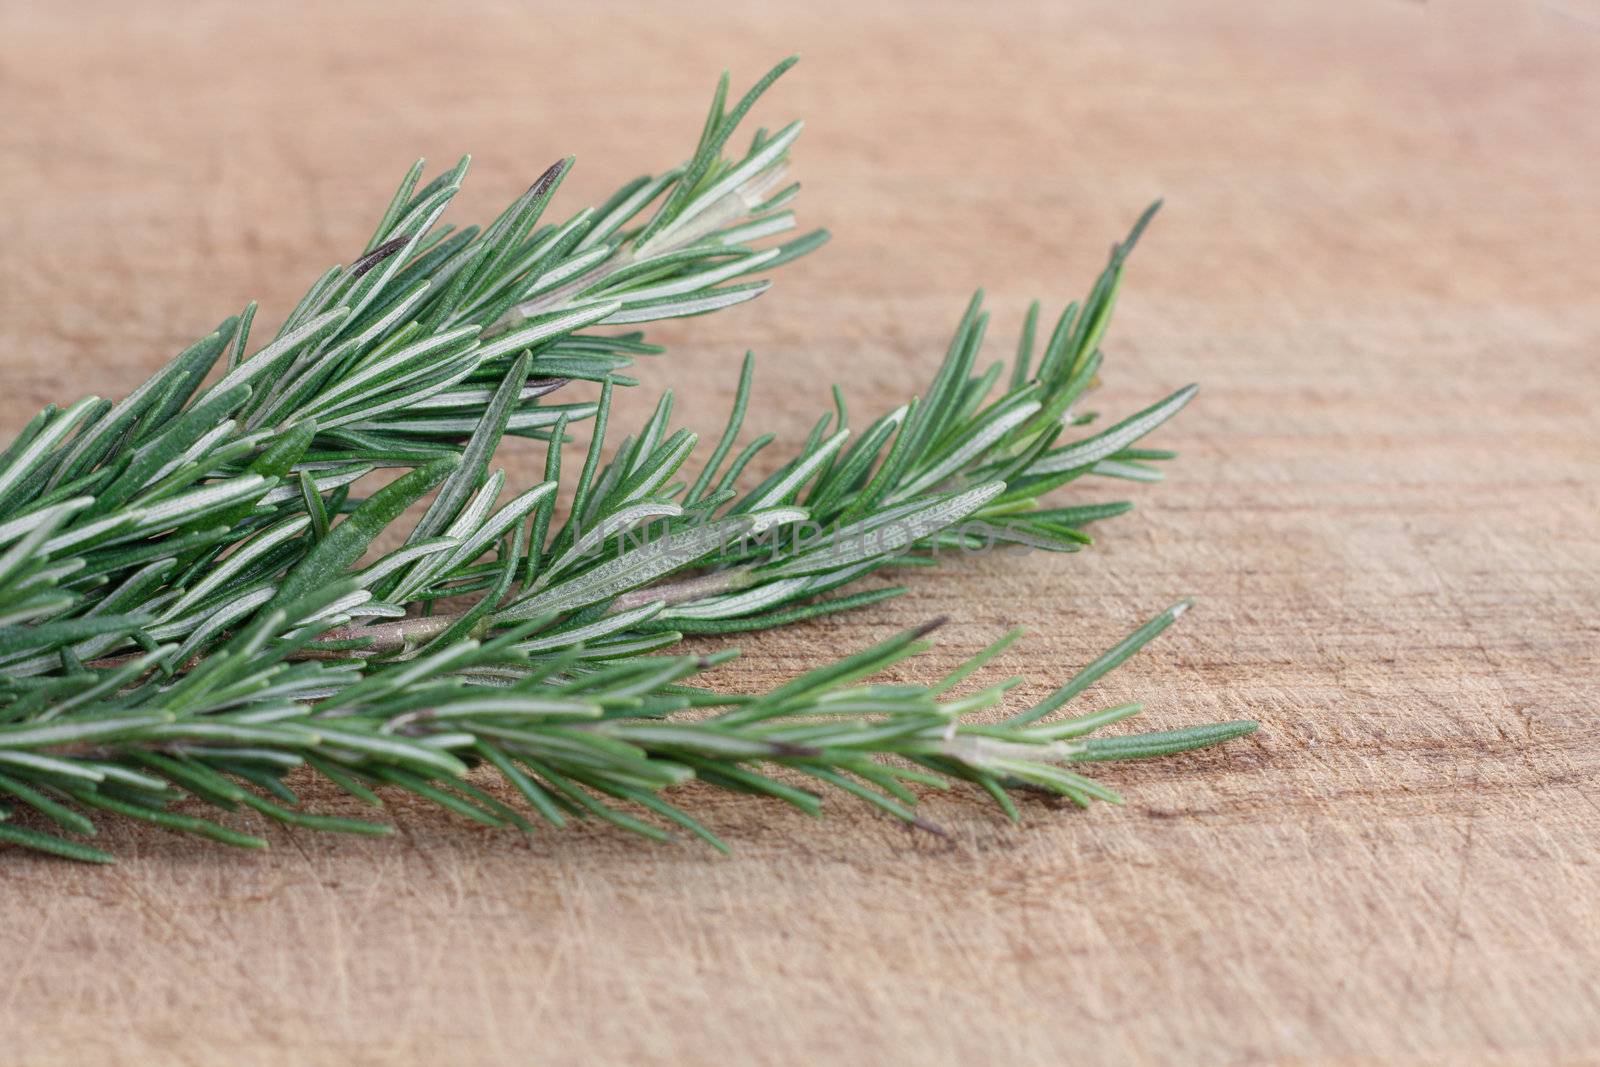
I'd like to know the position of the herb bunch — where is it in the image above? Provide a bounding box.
[0,60,1254,863]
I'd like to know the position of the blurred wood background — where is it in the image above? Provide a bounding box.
[2,1,1597,1064]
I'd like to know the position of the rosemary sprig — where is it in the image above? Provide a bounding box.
[0,61,1255,862]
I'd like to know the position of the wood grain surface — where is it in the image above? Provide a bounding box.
[2,2,1597,1064]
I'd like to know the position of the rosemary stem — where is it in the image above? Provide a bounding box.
[309,566,759,656]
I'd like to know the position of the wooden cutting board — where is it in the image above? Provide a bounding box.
[2,2,1596,1063]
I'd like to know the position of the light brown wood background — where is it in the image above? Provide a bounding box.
[2,2,1597,1064]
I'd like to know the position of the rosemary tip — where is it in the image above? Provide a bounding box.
[531,159,567,197]
[525,378,571,400]
[351,233,413,278]
[769,741,823,758]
